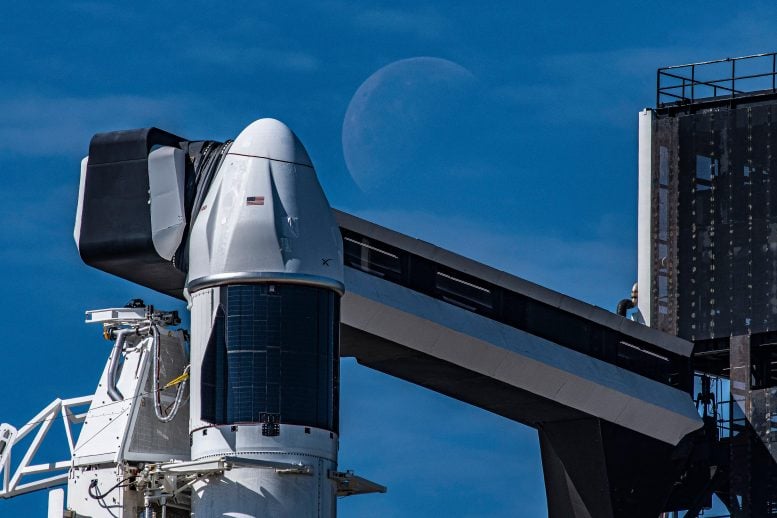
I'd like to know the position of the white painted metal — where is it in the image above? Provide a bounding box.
[85,306,146,323]
[190,424,338,517]
[159,457,232,474]
[0,396,91,499]
[47,488,64,518]
[67,463,146,518]
[186,119,344,517]
[72,329,189,466]
[148,145,187,261]
[330,471,386,497]
[228,117,312,166]
[0,307,198,515]
[65,310,191,517]
[186,118,344,295]
[188,286,216,430]
[73,156,88,248]
[637,109,654,326]
[191,424,336,462]
[0,424,17,486]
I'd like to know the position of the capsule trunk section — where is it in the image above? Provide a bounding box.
[189,285,340,517]
[191,285,339,430]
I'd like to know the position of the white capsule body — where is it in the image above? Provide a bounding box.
[187,119,343,518]
[186,118,344,295]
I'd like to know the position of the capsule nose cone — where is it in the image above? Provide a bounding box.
[229,118,313,167]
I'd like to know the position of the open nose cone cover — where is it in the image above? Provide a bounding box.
[229,118,313,167]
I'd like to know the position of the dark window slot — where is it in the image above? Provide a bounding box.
[340,228,690,391]
[343,234,402,281]
[524,301,595,357]
[435,270,493,310]
[441,295,479,312]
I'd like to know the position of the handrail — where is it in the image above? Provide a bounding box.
[657,52,777,108]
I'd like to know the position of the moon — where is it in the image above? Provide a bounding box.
[342,57,480,193]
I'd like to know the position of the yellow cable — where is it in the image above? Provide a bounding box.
[163,371,190,389]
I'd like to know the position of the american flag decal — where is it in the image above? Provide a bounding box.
[246,196,265,206]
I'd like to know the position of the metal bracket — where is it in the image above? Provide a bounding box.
[157,457,232,475]
[85,307,147,324]
[156,456,313,476]
[329,470,387,497]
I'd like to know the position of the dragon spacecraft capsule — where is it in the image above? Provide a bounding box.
[185,119,344,517]
[74,118,345,517]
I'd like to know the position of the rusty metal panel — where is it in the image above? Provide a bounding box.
[654,103,777,341]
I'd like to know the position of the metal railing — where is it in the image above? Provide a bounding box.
[657,52,777,108]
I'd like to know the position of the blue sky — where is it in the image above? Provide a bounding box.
[1,1,776,515]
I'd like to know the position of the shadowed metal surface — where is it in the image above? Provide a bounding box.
[336,210,702,446]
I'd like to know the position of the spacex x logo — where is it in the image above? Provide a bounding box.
[321,258,332,266]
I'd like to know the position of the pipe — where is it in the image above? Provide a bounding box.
[107,328,134,401]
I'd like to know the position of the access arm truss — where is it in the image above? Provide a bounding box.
[0,396,92,499]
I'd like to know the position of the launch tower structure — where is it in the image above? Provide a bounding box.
[10,51,777,518]
[644,52,777,517]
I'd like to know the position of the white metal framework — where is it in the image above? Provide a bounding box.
[0,396,92,499]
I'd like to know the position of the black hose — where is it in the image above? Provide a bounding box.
[88,477,134,500]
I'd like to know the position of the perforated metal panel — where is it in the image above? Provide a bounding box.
[127,332,190,460]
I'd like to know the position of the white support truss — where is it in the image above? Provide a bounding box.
[0,395,92,499]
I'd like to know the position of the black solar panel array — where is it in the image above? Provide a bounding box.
[201,284,339,432]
